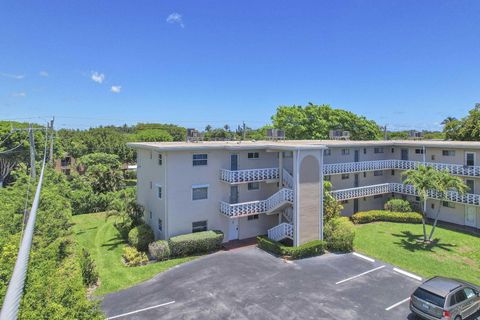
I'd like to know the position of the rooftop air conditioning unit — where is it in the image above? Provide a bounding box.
[329,130,350,140]
[266,129,286,141]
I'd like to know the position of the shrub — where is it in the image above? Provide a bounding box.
[169,230,224,257]
[128,224,154,252]
[257,236,326,259]
[122,246,149,267]
[79,248,99,287]
[384,198,411,212]
[351,210,422,224]
[148,240,171,261]
[324,217,355,252]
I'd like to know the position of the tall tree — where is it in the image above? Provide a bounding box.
[271,103,381,140]
[402,165,438,242]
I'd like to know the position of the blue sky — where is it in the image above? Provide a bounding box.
[1,1,479,130]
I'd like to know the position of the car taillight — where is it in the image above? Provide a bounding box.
[442,310,451,319]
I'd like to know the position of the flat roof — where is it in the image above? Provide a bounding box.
[127,139,480,152]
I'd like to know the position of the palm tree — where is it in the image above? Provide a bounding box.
[402,165,438,242]
[441,116,457,125]
[427,170,467,241]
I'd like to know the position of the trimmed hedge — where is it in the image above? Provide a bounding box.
[169,230,224,257]
[148,240,171,261]
[257,236,326,260]
[128,224,154,252]
[324,217,355,252]
[352,210,422,224]
[384,198,411,212]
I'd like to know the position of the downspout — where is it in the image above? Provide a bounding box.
[164,152,169,240]
[319,148,324,241]
[294,148,301,246]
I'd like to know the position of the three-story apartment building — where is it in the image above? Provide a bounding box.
[129,140,480,246]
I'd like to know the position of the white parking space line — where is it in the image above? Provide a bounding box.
[393,268,422,281]
[352,252,375,263]
[107,301,176,319]
[385,297,410,311]
[335,265,385,285]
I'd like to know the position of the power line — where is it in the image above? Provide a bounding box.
[0,124,50,320]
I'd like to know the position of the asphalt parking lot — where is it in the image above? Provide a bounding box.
[101,247,478,320]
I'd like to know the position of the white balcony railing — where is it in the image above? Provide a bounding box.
[282,168,294,189]
[219,168,279,184]
[331,182,480,206]
[323,159,480,177]
[219,188,293,218]
[268,223,294,242]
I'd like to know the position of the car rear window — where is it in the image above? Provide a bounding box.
[413,288,445,308]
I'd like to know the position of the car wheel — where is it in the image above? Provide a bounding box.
[454,316,461,320]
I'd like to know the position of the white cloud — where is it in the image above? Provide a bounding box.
[11,92,27,97]
[0,72,25,80]
[166,12,184,28]
[39,71,49,77]
[111,85,121,93]
[91,71,105,84]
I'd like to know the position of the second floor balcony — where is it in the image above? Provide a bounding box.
[220,168,279,184]
[323,159,480,177]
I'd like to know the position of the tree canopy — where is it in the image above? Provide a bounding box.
[271,103,381,140]
[442,104,480,140]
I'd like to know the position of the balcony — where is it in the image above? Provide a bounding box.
[331,182,480,206]
[219,188,293,218]
[323,160,480,177]
[219,168,279,184]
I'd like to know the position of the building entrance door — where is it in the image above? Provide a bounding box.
[228,219,239,241]
[231,154,238,170]
[401,149,409,160]
[465,206,477,227]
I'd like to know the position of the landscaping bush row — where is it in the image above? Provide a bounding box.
[352,210,423,224]
[168,230,224,257]
[256,236,326,259]
[384,198,412,213]
[324,217,355,252]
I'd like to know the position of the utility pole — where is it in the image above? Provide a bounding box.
[242,121,246,140]
[48,117,55,164]
[383,125,388,140]
[28,126,36,179]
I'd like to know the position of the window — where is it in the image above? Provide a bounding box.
[466,180,475,193]
[374,194,383,199]
[363,172,367,178]
[193,154,208,166]
[453,290,467,305]
[391,148,395,153]
[247,214,259,221]
[415,196,420,201]
[464,288,477,299]
[415,149,424,154]
[323,149,331,156]
[431,203,435,209]
[158,219,163,231]
[374,170,383,176]
[431,155,436,161]
[192,220,207,233]
[158,154,163,165]
[149,211,152,219]
[363,148,367,154]
[442,150,455,156]
[413,288,445,308]
[341,174,349,180]
[466,152,475,166]
[341,200,349,204]
[158,186,162,199]
[391,170,395,176]
[247,152,259,159]
[324,175,331,181]
[442,201,455,208]
[247,182,260,190]
[374,147,384,154]
[341,149,350,155]
[192,186,208,200]
[282,151,293,158]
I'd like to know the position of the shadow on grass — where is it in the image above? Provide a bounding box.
[101,234,126,251]
[74,226,98,236]
[392,231,455,253]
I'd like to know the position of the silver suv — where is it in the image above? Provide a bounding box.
[410,277,480,320]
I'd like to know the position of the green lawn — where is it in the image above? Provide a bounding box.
[354,222,480,285]
[72,212,196,295]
